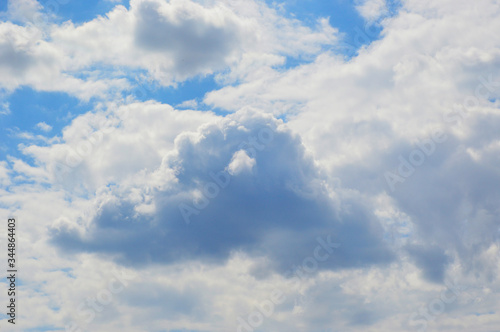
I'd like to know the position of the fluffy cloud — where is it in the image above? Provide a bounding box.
[47,108,393,274]
[50,0,250,84]
[2,0,500,331]
[203,0,500,295]
[0,19,128,100]
[355,0,388,22]
[5,0,42,23]
[227,149,255,175]
[21,101,216,190]
[0,0,337,100]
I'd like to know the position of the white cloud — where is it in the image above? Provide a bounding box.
[6,0,43,23]
[227,149,255,175]
[201,0,500,314]
[0,21,129,100]
[36,121,52,132]
[1,0,500,331]
[49,0,338,88]
[22,101,217,190]
[355,0,388,22]
[0,0,338,101]
[175,99,198,109]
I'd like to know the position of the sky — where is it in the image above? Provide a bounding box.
[0,0,499,331]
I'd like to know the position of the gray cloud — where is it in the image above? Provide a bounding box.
[50,110,395,274]
[0,37,34,75]
[327,109,500,283]
[406,244,451,284]
[134,0,243,76]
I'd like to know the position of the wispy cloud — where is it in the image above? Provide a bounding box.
[36,121,52,132]
[0,101,10,115]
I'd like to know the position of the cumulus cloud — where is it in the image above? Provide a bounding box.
[0,0,338,101]
[2,0,500,330]
[227,149,255,175]
[48,108,394,273]
[0,20,129,100]
[21,101,217,190]
[43,0,338,93]
[133,0,246,77]
[202,0,500,286]
[48,0,248,84]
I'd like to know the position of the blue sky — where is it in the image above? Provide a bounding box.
[41,0,119,24]
[0,0,389,175]
[1,0,500,331]
[0,0,389,170]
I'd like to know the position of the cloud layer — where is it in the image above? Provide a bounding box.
[1,0,500,331]
[49,108,394,273]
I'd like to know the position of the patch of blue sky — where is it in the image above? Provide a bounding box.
[0,0,405,165]
[0,278,24,289]
[271,0,367,35]
[62,268,76,278]
[126,73,220,112]
[284,56,309,69]
[0,87,93,163]
[41,0,121,25]
[269,0,401,60]
[385,0,402,15]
